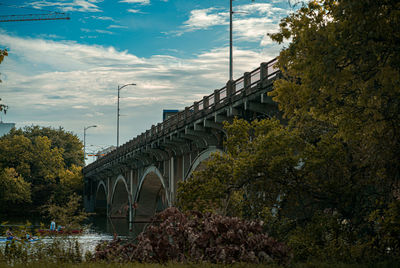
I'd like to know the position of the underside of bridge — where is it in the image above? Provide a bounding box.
[94,183,107,216]
[135,171,167,222]
[110,178,130,219]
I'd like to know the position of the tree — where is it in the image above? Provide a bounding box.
[10,126,84,168]
[268,0,400,196]
[177,118,303,219]
[43,193,89,230]
[178,1,400,261]
[0,49,8,114]
[0,127,84,215]
[0,168,31,210]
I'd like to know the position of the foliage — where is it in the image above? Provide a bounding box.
[9,125,84,168]
[177,117,303,219]
[94,207,290,264]
[0,49,8,114]
[0,168,31,209]
[55,164,84,204]
[178,119,399,262]
[0,237,83,266]
[0,49,7,65]
[1,261,400,268]
[177,0,400,263]
[43,193,90,230]
[268,0,400,197]
[0,126,84,215]
[267,0,400,261]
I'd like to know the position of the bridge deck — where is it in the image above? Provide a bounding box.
[83,58,279,177]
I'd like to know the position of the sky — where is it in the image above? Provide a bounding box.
[0,0,300,163]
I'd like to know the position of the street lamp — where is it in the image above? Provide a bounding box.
[84,125,97,165]
[117,83,136,148]
[229,0,255,81]
[229,0,233,81]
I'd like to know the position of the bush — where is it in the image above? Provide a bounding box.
[94,207,291,264]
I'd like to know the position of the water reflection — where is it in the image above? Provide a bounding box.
[0,216,147,254]
[89,216,148,238]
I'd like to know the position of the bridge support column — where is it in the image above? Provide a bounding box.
[169,157,174,203]
[129,169,133,223]
[107,177,110,216]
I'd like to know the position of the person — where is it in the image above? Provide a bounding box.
[5,227,13,240]
[50,220,56,231]
[57,225,63,232]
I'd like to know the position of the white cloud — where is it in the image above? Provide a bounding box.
[182,8,227,31]
[173,3,289,46]
[95,29,114,34]
[92,16,115,21]
[0,32,280,149]
[28,0,102,12]
[119,0,150,5]
[81,28,115,35]
[127,9,143,13]
[107,25,129,29]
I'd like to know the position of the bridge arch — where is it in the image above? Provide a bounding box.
[94,180,108,215]
[185,147,224,180]
[110,175,131,218]
[134,166,169,222]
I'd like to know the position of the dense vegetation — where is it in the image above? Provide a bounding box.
[0,126,84,216]
[178,0,400,264]
[94,207,290,264]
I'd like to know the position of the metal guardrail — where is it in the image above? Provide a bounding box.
[84,58,279,174]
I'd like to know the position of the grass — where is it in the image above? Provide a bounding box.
[1,261,400,268]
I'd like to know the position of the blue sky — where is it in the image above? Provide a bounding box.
[0,0,298,162]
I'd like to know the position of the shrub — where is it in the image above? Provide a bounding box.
[94,207,291,264]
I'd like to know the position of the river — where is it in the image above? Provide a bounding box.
[0,216,146,255]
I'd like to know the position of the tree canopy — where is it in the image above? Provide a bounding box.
[9,126,84,168]
[0,126,84,215]
[177,0,400,262]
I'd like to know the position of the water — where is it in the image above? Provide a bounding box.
[0,216,147,255]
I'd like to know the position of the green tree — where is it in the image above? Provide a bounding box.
[0,134,65,212]
[0,127,84,215]
[44,193,89,230]
[10,126,84,168]
[177,118,303,219]
[267,1,400,259]
[178,0,400,262]
[269,0,400,196]
[0,168,31,210]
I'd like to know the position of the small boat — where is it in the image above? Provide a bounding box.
[37,229,82,235]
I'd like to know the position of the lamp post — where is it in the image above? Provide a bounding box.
[229,0,233,81]
[229,0,255,81]
[84,125,97,165]
[117,83,136,148]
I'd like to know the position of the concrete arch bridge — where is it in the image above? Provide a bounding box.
[83,58,280,223]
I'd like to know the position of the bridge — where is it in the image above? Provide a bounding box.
[83,57,280,222]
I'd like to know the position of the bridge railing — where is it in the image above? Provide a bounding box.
[84,58,279,173]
